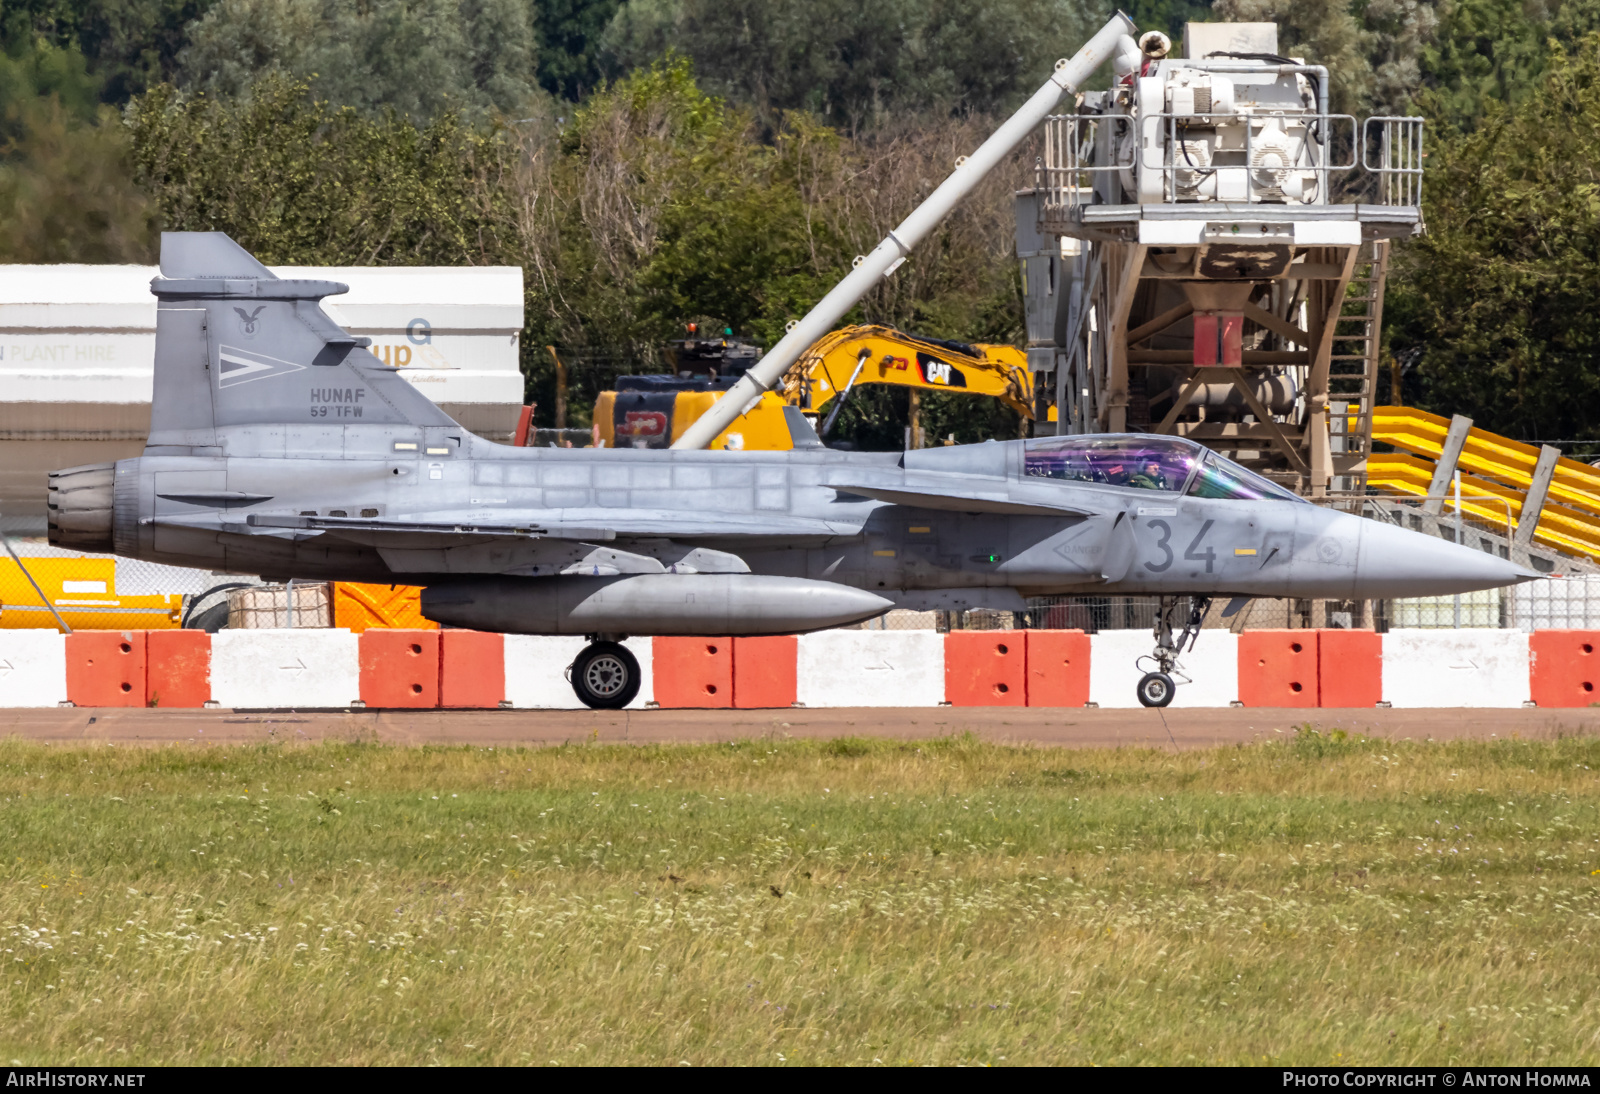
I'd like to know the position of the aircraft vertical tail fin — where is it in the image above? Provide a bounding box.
[147,231,458,452]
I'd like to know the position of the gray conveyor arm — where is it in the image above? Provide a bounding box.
[671,10,1139,450]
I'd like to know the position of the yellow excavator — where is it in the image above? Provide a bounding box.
[593,325,1033,450]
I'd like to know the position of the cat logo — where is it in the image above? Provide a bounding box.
[916,352,966,388]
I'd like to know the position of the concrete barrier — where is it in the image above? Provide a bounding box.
[796,630,944,708]
[0,630,66,707]
[146,630,211,708]
[1318,629,1383,708]
[439,630,504,709]
[1088,630,1239,708]
[1238,630,1319,708]
[11,624,1585,712]
[502,635,654,709]
[732,636,798,708]
[945,631,1027,707]
[211,629,361,709]
[653,637,734,709]
[66,631,146,708]
[1381,630,1530,708]
[1024,630,1091,707]
[1528,630,1600,709]
[359,629,439,709]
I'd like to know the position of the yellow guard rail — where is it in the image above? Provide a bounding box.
[1368,406,1600,562]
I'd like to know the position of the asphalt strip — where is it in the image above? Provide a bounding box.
[0,706,1595,748]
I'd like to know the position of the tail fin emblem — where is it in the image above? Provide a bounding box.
[218,345,306,388]
[234,305,266,336]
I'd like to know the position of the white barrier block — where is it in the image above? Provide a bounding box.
[1088,630,1239,708]
[212,629,361,709]
[502,635,654,709]
[796,630,944,707]
[1381,630,1529,708]
[0,631,66,707]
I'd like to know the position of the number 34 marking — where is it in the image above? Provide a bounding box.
[1144,519,1216,573]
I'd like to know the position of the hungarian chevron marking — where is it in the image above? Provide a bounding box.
[218,345,306,388]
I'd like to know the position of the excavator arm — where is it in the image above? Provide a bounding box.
[782,325,1034,420]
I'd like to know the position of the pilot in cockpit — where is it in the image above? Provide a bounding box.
[1128,459,1169,490]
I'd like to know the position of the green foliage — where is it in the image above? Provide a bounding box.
[535,0,626,101]
[600,0,1101,131]
[0,29,101,125]
[0,99,156,261]
[0,0,219,104]
[1214,0,1435,118]
[513,57,1027,436]
[126,75,518,265]
[1385,37,1600,442]
[0,30,154,262]
[176,0,542,119]
[1422,0,1557,130]
[1123,0,1217,43]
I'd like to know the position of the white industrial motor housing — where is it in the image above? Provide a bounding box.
[1113,29,1323,207]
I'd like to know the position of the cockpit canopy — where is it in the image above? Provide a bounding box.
[1022,435,1306,504]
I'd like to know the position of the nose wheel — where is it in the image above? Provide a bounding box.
[1137,671,1176,708]
[570,641,642,709]
[1134,596,1210,708]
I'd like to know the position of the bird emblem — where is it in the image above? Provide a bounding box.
[234,305,266,335]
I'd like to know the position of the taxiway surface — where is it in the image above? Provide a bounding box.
[0,706,1594,748]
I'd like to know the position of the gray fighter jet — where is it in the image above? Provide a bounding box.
[46,233,1536,709]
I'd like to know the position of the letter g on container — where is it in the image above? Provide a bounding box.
[407,318,432,345]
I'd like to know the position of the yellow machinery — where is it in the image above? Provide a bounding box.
[1368,406,1600,563]
[0,556,181,630]
[594,325,1032,450]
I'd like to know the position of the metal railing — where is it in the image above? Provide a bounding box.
[1363,117,1424,209]
[1038,112,1424,217]
[1039,114,1134,212]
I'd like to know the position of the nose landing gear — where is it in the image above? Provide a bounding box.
[570,638,641,709]
[1135,596,1211,708]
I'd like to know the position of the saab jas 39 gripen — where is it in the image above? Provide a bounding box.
[44,232,1537,710]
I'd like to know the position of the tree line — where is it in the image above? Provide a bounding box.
[0,0,1598,443]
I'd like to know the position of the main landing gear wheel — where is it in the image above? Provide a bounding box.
[570,641,641,710]
[1137,671,1176,708]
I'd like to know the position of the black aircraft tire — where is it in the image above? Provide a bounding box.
[1136,671,1176,708]
[186,602,230,633]
[571,642,642,710]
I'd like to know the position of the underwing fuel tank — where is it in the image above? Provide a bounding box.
[419,574,895,636]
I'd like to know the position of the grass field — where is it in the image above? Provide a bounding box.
[1,727,1598,1065]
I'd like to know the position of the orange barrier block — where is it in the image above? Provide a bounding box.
[732,636,798,708]
[359,629,440,708]
[440,630,505,709]
[1529,630,1600,708]
[945,631,1026,706]
[652,637,733,708]
[1238,630,1319,707]
[1024,630,1090,707]
[66,631,146,707]
[333,583,438,633]
[146,630,211,708]
[1317,629,1383,708]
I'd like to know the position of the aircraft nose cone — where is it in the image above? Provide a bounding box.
[1353,517,1543,599]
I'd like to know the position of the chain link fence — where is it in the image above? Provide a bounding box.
[0,511,263,632]
[9,497,1600,634]
[856,493,1600,632]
